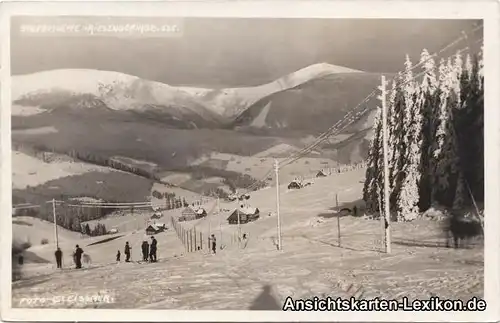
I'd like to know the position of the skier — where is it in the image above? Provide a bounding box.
[54,247,63,269]
[149,236,157,262]
[141,241,150,262]
[124,242,131,262]
[74,245,84,269]
[116,250,121,262]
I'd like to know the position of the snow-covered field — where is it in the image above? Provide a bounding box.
[11,168,483,309]
[12,151,113,190]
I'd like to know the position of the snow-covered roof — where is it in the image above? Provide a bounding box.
[237,206,258,215]
[146,224,159,231]
[182,206,196,213]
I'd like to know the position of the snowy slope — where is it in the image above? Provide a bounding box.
[12,169,483,310]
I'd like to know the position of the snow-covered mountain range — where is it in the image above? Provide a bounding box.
[12,62,364,130]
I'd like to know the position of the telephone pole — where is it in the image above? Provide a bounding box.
[52,198,59,249]
[379,74,392,254]
[274,159,282,251]
[235,191,241,248]
[217,197,222,246]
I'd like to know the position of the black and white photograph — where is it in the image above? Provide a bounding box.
[1,1,499,322]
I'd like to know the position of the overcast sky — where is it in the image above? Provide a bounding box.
[11,17,482,87]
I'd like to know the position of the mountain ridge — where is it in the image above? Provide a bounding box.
[12,62,366,128]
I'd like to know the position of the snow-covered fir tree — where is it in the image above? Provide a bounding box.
[364,46,484,218]
[450,52,468,208]
[430,57,461,207]
[464,53,473,81]
[387,79,407,210]
[417,49,439,210]
[386,79,399,194]
[363,107,383,212]
[396,56,423,221]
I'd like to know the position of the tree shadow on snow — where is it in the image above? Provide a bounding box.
[392,239,447,248]
[316,198,365,219]
[248,285,282,310]
[12,275,53,290]
[393,238,482,249]
[300,235,380,253]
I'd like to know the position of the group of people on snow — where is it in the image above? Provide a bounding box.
[116,236,158,263]
[53,236,160,270]
[54,245,84,269]
[54,232,226,270]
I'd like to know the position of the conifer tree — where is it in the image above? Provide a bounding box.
[397,55,423,221]
[363,106,383,212]
[431,57,461,207]
[387,79,400,193]
[478,44,484,90]
[417,49,439,210]
[450,52,468,209]
[388,85,407,209]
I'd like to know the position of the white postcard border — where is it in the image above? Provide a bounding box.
[1,0,499,322]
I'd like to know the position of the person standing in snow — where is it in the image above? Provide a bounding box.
[124,242,131,262]
[149,236,157,262]
[209,234,217,254]
[74,245,83,269]
[141,241,150,262]
[55,247,63,269]
[116,250,121,262]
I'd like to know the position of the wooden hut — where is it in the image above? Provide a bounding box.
[195,208,207,219]
[316,170,327,177]
[151,212,163,219]
[145,224,163,235]
[287,180,302,190]
[179,206,197,222]
[227,206,260,225]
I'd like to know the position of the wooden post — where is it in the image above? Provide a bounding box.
[200,232,203,250]
[190,230,193,252]
[274,159,282,250]
[52,199,59,249]
[194,227,197,251]
[336,193,341,247]
[380,74,392,254]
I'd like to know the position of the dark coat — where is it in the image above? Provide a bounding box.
[74,247,83,259]
[150,238,158,250]
[142,242,150,254]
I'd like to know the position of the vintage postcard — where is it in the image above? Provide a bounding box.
[1,0,499,322]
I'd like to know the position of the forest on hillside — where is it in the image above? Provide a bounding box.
[363,46,484,221]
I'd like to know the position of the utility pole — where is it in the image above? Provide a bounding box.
[236,191,241,248]
[379,74,392,254]
[52,198,59,249]
[217,197,222,247]
[274,159,282,251]
[336,193,341,247]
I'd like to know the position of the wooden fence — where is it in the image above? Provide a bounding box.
[170,216,245,253]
